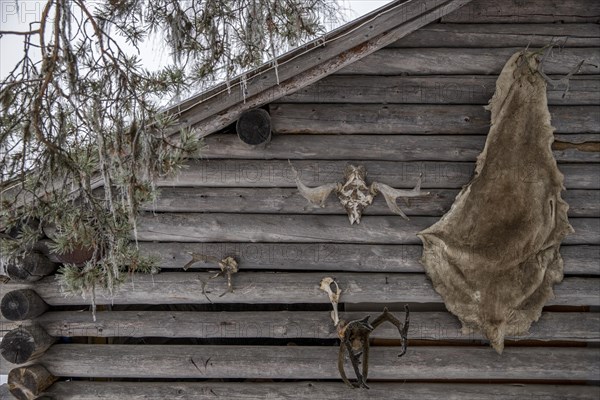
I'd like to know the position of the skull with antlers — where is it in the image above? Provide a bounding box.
[290,162,429,224]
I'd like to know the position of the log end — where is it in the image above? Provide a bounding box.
[8,364,57,400]
[5,252,58,283]
[236,109,272,146]
[1,289,49,321]
[0,324,56,365]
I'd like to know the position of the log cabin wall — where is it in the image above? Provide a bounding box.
[1,0,599,398]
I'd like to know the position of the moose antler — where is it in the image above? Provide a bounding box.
[371,174,429,220]
[290,162,429,224]
[289,161,339,207]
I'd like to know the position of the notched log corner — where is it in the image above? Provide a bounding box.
[8,364,57,400]
[0,323,56,365]
[1,289,49,321]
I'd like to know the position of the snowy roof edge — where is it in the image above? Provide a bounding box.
[164,0,472,139]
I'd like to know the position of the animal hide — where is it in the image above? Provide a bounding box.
[417,51,574,353]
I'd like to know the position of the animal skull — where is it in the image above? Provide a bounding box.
[290,162,429,224]
[337,165,374,224]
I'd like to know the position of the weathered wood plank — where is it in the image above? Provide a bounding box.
[390,23,600,48]
[24,381,600,400]
[146,187,599,218]
[156,160,599,190]
[9,310,597,342]
[201,134,600,162]
[134,214,598,245]
[278,75,600,105]
[1,273,597,306]
[442,0,600,23]
[2,345,597,380]
[338,48,600,76]
[137,241,600,276]
[269,104,600,134]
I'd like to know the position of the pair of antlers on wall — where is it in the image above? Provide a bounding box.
[290,162,429,224]
[320,278,410,389]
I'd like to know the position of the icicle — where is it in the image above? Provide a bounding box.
[273,58,280,85]
[270,35,279,85]
[240,73,248,104]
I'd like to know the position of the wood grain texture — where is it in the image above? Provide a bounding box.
[441,0,600,23]
[134,213,598,245]
[11,310,598,342]
[1,273,597,307]
[269,104,600,134]
[22,382,600,400]
[278,75,600,105]
[390,23,600,48]
[145,187,599,218]
[1,345,597,380]
[136,241,600,276]
[155,160,599,190]
[339,48,600,76]
[200,134,600,162]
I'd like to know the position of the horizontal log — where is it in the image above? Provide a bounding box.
[1,273,597,307]
[278,75,600,105]
[28,382,600,400]
[339,48,600,76]
[136,242,600,276]
[269,104,600,134]
[1,344,597,380]
[12,310,598,343]
[442,0,600,23]
[135,214,597,245]
[146,187,599,218]
[156,160,599,190]
[390,23,600,48]
[202,134,600,162]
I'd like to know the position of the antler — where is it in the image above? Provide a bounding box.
[183,252,220,271]
[289,161,339,207]
[371,174,429,220]
[337,306,410,389]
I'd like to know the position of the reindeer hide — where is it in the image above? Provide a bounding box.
[417,52,574,353]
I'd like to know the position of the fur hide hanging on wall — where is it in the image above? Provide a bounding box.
[418,51,574,353]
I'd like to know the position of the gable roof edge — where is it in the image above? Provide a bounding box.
[165,0,473,140]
